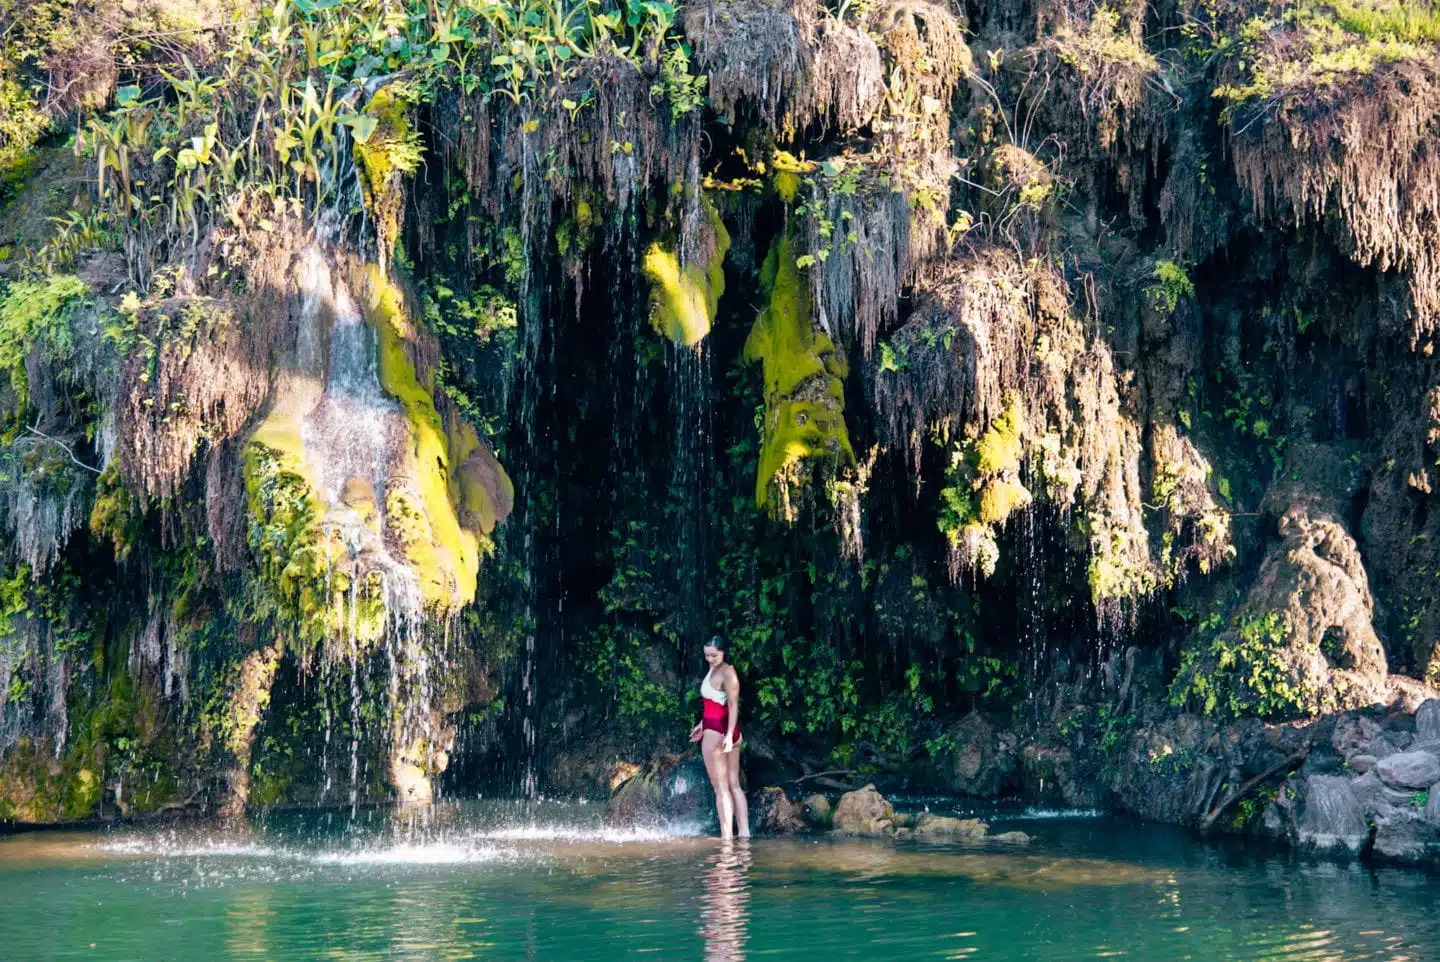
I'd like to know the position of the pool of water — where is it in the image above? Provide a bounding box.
[1,799,1437,960]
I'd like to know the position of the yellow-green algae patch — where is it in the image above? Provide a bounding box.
[361,266,506,612]
[743,233,854,509]
[241,386,369,645]
[770,150,817,205]
[642,197,730,346]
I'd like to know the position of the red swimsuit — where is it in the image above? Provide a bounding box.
[700,671,741,742]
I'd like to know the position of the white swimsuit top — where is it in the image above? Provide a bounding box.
[700,669,726,705]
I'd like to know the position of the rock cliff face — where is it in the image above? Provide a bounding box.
[3,0,1440,839]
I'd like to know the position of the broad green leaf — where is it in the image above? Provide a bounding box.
[340,113,380,144]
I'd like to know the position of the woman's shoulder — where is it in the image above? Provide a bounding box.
[721,663,741,684]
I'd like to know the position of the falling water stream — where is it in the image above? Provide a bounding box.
[288,244,443,806]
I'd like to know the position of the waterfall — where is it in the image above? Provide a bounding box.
[668,339,714,646]
[515,118,544,800]
[289,244,449,805]
[297,246,425,631]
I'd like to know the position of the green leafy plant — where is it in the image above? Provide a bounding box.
[1170,611,1312,719]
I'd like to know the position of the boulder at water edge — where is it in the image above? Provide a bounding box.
[607,753,714,827]
[1295,775,1369,854]
[832,784,895,834]
[803,793,832,827]
[1372,806,1440,862]
[1416,699,1440,742]
[752,787,806,834]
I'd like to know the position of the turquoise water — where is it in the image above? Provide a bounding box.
[1,801,1437,960]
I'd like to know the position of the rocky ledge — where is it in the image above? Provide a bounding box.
[608,760,1031,846]
[605,698,1440,865]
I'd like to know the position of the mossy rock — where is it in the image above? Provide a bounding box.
[743,233,854,509]
[642,196,731,346]
[363,265,501,613]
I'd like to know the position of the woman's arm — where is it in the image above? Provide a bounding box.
[723,668,740,750]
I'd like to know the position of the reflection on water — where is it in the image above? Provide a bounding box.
[701,840,752,961]
[0,801,1437,960]
[225,886,273,959]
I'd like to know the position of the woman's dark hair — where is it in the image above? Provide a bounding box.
[704,635,726,659]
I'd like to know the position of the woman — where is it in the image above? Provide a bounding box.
[689,637,750,839]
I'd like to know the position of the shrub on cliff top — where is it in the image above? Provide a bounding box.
[1212,0,1440,110]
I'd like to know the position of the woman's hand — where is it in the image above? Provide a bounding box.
[689,723,703,743]
[722,732,734,753]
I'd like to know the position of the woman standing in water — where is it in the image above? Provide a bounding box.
[690,637,750,838]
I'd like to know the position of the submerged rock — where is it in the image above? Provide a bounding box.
[1295,775,1369,854]
[831,784,895,835]
[991,831,1033,845]
[914,813,988,839]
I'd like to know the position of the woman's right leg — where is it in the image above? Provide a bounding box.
[701,731,734,838]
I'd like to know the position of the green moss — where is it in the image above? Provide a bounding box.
[1085,515,1158,603]
[937,393,1032,569]
[1214,1,1440,106]
[743,234,854,509]
[642,198,730,346]
[973,394,1025,477]
[0,665,187,823]
[445,413,512,537]
[88,467,143,562]
[770,150,816,205]
[354,87,421,194]
[242,406,358,645]
[1147,259,1194,316]
[0,273,87,413]
[977,477,1033,525]
[363,266,487,612]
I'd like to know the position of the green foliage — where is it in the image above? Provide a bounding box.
[0,274,86,411]
[75,0,703,275]
[651,43,707,120]
[424,283,518,344]
[1148,259,1195,316]
[1170,611,1311,719]
[0,564,27,636]
[878,340,910,374]
[1211,1,1440,109]
[1053,4,1161,74]
[581,623,684,729]
[0,68,47,190]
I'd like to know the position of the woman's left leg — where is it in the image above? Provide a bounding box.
[724,742,749,838]
[701,731,734,838]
